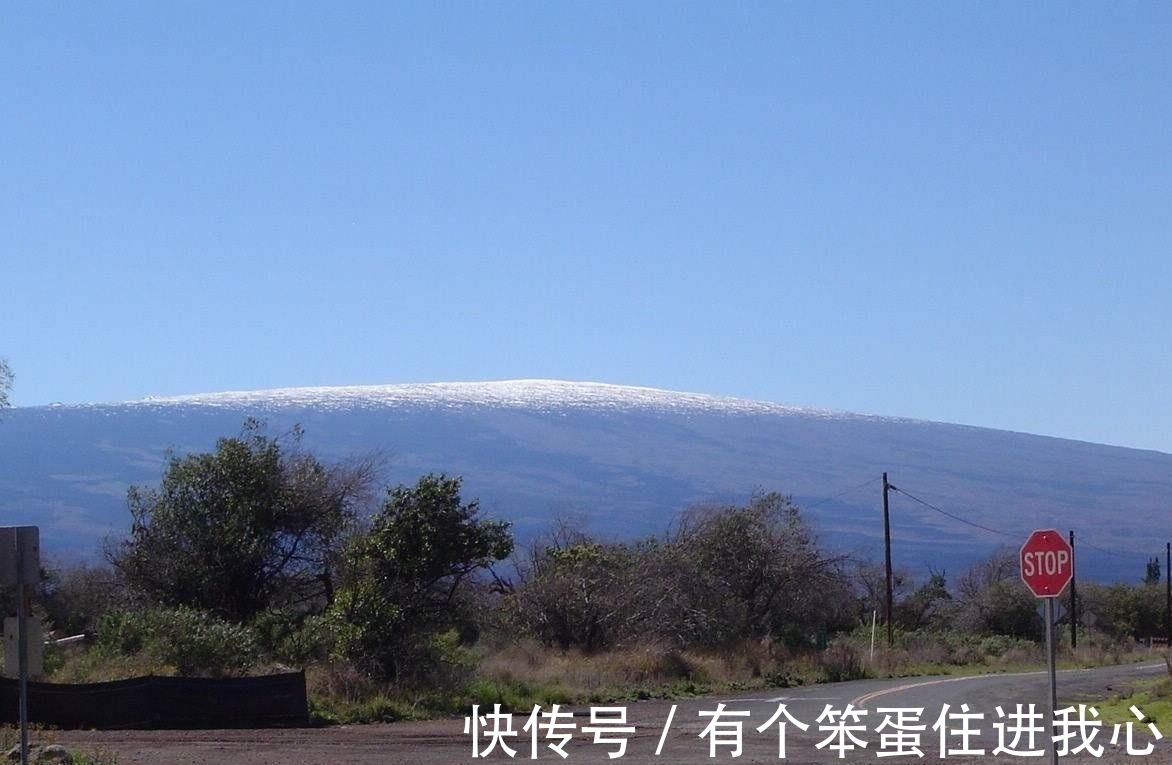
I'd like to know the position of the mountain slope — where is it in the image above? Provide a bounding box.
[1,380,1167,581]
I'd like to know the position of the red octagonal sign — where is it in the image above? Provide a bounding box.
[1020,529,1073,598]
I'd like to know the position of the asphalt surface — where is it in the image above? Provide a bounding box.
[56,660,1171,764]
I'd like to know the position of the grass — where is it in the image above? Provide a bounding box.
[68,754,119,765]
[1051,648,1172,754]
[301,638,820,724]
[44,628,1163,726]
[1090,675,1172,726]
[856,627,1157,680]
[46,645,173,684]
[453,636,875,708]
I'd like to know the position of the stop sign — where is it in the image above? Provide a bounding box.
[1020,529,1073,598]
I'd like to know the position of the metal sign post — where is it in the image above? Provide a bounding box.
[1020,529,1073,765]
[15,532,29,765]
[1,526,38,765]
[1043,596,1058,765]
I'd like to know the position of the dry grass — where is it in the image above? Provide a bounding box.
[48,629,1158,727]
[854,629,1154,679]
[474,637,837,702]
[46,648,171,684]
[302,636,873,721]
[305,661,380,706]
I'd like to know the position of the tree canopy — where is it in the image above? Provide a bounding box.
[330,474,513,680]
[109,421,376,622]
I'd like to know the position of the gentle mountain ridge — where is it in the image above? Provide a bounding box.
[3,380,1168,582]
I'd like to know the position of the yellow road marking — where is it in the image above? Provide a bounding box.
[851,672,1043,709]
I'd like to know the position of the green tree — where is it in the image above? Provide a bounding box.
[1085,582,1165,641]
[109,421,375,622]
[896,570,953,630]
[0,358,12,410]
[1146,557,1161,585]
[329,474,512,680]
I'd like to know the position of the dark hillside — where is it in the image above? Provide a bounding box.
[1,380,1167,582]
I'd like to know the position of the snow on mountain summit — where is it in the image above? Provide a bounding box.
[127,379,854,419]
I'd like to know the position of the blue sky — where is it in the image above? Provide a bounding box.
[4,3,1170,452]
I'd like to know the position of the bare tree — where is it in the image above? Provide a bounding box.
[664,493,853,647]
[508,520,633,651]
[952,548,1040,638]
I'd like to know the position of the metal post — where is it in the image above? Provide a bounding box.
[15,532,29,765]
[1045,597,1058,765]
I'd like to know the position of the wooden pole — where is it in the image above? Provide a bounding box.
[1165,541,1170,644]
[1068,530,1077,649]
[883,472,893,648]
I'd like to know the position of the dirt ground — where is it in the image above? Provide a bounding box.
[52,695,1172,765]
[52,722,1172,765]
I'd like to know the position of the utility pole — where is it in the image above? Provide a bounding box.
[1069,530,1077,649]
[1165,542,1170,645]
[882,472,894,649]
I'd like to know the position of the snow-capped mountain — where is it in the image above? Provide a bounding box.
[1,380,1168,582]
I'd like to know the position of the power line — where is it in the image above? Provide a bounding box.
[1074,538,1136,559]
[888,485,1020,540]
[803,476,881,510]
[891,484,1142,561]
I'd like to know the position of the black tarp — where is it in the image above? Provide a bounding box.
[0,671,308,729]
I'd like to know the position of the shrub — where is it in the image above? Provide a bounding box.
[96,610,151,656]
[96,606,259,676]
[978,634,1013,658]
[251,609,334,667]
[819,641,867,683]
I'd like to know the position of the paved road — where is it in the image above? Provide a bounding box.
[670,661,1170,763]
[58,661,1170,764]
